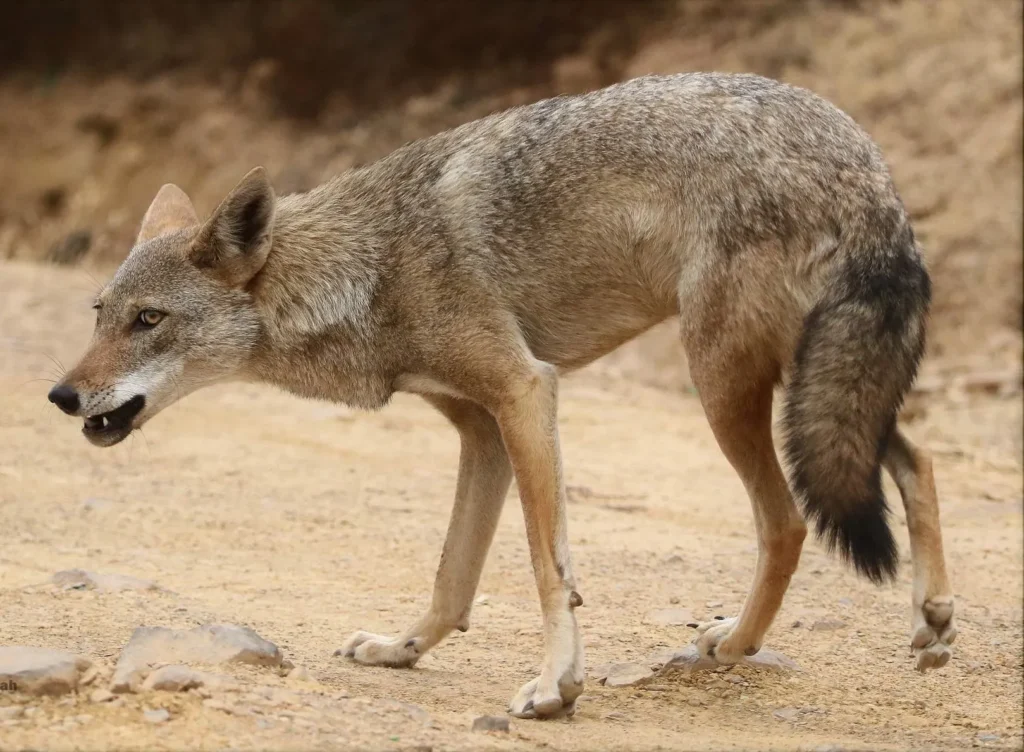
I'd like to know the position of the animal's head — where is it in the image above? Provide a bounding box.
[48,167,276,446]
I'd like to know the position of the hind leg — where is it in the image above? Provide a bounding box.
[686,348,807,662]
[884,428,956,670]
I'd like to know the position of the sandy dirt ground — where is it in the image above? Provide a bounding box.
[0,260,1020,751]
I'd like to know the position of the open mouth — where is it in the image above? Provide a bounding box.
[82,395,145,445]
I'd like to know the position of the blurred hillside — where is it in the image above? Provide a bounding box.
[0,0,1020,384]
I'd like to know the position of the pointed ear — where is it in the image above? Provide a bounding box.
[136,184,199,244]
[191,167,276,286]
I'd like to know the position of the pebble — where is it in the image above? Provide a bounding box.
[203,698,250,716]
[143,708,170,724]
[472,715,510,732]
[286,665,311,681]
[52,569,159,592]
[977,733,1001,742]
[0,706,25,720]
[600,662,654,687]
[811,618,847,631]
[141,665,221,693]
[773,707,801,721]
[657,644,801,675]
[89,689,115,703]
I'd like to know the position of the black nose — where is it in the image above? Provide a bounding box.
[48,384,80,415]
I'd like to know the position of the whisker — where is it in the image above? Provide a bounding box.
[43,353,67,377]
[17,378,58,388]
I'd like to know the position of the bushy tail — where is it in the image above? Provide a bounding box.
[782,224,931,584]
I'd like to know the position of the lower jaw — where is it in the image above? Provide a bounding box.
[82,426,133,447]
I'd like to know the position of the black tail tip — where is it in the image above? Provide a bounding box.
[815,503,899,584]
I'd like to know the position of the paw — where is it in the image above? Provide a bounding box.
[689,616,756,664]
[508,672,584,720]
[336,630,422,668]
[911,596,956,672]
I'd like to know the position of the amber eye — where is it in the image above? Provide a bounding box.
[137,309,165,328]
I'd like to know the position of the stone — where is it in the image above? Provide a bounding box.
[600,662,654,687]
[746,650,802,672]
[811,619,847,631]
[773,707,801,721]
[141,665,222,693]
[89,689,115,703]
[603,711,628,721]
[646,647,681,671]
[0,706,25,720]
[52,569,158,593]
[0,646,94,696]
[977,733,1001,743]
[143,708,170,723]
[111,624,282,692]
[646,608,694,626]
[472,715,510,732]
[203,698,251,716]
[658,644,800,675]
[286,665,311,681]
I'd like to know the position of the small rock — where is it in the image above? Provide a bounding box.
[90,689,115,703]
[811,619,847,631]
[747,650,802,672]
[0,646,94,696]
[706,601,724,608]
[286,665,311,681]
[141,665,218,693]
[111,624,282,692]
[791,619,804,628]
[600,662,654,687]
[658,644,800,675]
[203,698,250,716]
[603,711,627,721]
[0,706,25,720]
[52,569,158,593]
[663,554,684,565]
[646,647,680,671]
[646,608,694,626]
[474,594,490,605]
[977,733,1001,743]
[143,708,170,724]
[81,498,112,513]
[773,707,801,721]
[472,715,509,732]
[837,597,854,607]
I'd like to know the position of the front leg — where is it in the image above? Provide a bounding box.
[339,396,512,666]
[495,360,584,720]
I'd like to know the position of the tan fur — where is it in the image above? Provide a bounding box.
[50,73,955,717]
